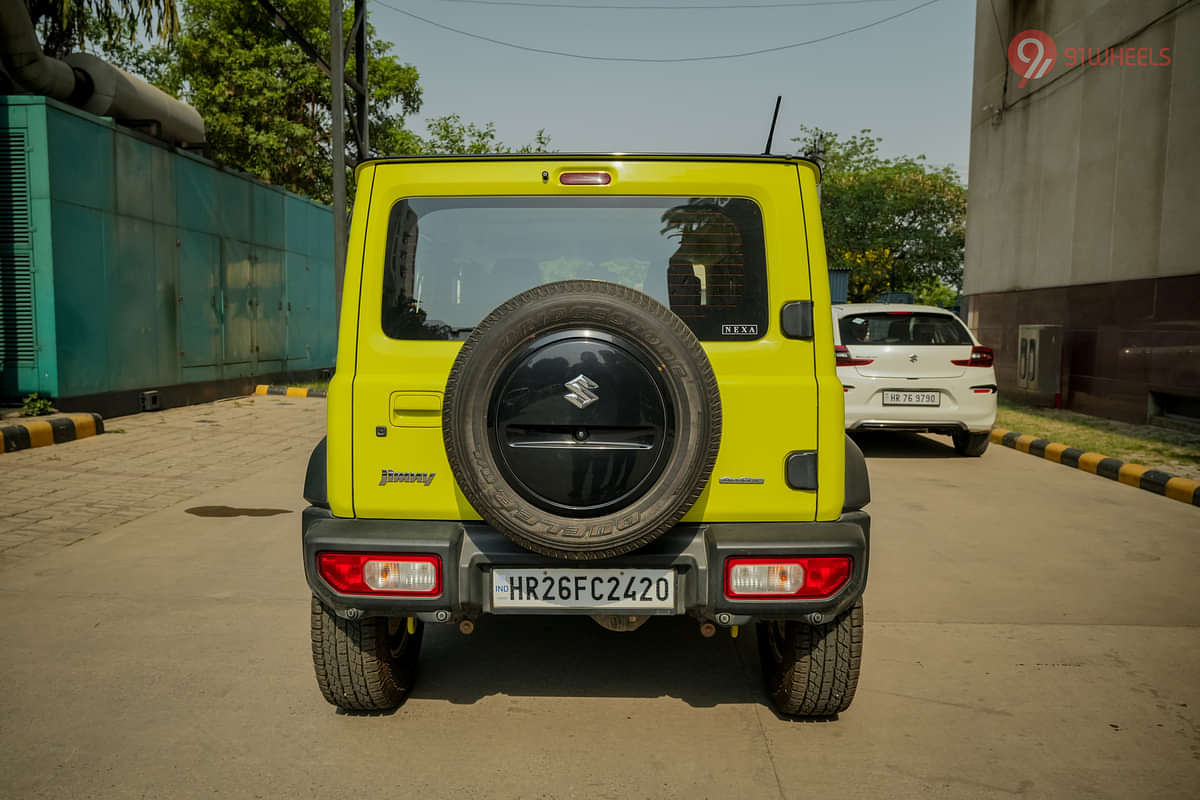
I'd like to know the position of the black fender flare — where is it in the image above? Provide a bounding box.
[303,437,329,509]
[843,434,871,512]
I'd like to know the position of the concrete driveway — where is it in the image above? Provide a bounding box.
[1,397,1197,799]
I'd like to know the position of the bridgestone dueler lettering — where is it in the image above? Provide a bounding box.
[443,280,722,560]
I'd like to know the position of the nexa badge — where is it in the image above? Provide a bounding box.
[379,469,436,486]
[722,324,758,336]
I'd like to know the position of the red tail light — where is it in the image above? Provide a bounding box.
[560,172,611,186]
[835,345,874,367]
[952,346,994,367]
[317,553,441,596]
[724,556,852,599]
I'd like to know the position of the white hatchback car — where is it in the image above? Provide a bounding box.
[832,304,997,456]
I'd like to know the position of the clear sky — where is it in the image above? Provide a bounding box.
[365,0,978,179]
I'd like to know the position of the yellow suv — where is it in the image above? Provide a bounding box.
[301,154,871,717]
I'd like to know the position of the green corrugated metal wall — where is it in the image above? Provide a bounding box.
[0,96,336,401]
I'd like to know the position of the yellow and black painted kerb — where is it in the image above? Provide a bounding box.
[254,385,327,398]
[990,428,1200,508]
[0,413,105,454]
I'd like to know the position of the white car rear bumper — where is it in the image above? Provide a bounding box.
[839,371,997,434]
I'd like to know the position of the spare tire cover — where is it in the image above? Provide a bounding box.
[443,280,722,560]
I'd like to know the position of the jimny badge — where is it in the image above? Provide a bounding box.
[379,469,436,486]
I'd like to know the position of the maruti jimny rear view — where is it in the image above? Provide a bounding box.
[301,153,871,717]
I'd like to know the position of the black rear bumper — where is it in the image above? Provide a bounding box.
[302,508,869,625]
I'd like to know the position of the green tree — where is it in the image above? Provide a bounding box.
[99,0,423,202]
[792,127,966,303]
[422,113,550,155]
[912,280,958,308]
[26,0,177,58]
[74,1,550,203]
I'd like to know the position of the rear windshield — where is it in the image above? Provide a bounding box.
[838,312,972,346]
[381,196,767,341]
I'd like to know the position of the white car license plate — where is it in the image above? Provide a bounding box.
[492,568,674,611]
[882,390,941,406]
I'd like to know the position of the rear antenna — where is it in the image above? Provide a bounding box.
[763,95,782,155]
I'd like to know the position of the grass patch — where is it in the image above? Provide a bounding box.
[995,398,1200,480]
[291,380,330,391]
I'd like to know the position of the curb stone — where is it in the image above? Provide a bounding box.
[254,385,327,398]
[0,413,105,454]
[990,428,1200,508]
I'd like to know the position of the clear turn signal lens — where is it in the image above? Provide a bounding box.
[729,563,805,595]
[723,557,852,599]
[363,559,438,593]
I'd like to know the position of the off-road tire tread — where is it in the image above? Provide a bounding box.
[759,598,863,717]
[443,280,721,560]
[310,596,421,711]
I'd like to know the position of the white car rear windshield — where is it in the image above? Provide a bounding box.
[380,196,768,341]
[839,312,972,346]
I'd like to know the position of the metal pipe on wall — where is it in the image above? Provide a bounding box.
[0,2,77,100]
[64,53,204,145]
[0,2,205,145]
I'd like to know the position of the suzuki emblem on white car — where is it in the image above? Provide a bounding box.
[563,374,600,409]
[909,353,919,363]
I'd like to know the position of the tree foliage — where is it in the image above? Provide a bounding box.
[792,127,966,304]
[95,0,423,202]
[26,0,178,58]
[43,0,550,203]
[422,113,550,156]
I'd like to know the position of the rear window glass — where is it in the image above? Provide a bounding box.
[381,196,767,341]
[838,312,972,346]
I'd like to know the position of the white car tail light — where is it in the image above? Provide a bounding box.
[835,345,873,367]
[952,346,995,367]
[724,557,851,599]
[317,553,441,596]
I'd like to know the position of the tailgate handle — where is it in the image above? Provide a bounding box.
[392,393,442,412]
[390,391,443,427]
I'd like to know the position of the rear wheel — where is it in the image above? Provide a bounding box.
[757,598,863,718]
[310,596,423,711]
[953,431,990,456]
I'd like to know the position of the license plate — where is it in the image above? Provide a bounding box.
[882,390,940,406]
[492,568,674,611]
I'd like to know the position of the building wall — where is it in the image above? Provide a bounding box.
[0,96,337,406]
[829,268,850,303]
[964,0,1200,422]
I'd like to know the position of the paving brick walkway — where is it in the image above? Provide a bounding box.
[0,395,325,565]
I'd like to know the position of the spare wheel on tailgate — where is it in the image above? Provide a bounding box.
[443,280,722,560]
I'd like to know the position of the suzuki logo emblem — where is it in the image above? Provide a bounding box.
[909,353,919,363]
[563,374,600,409]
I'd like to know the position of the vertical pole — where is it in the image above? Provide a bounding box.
[330,0,346,319]
[354,0,368,160]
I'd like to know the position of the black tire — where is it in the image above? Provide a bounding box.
[757,598,863,718]
[953,431,990,457]
[310,596,423,712]
[443,280,722,560]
